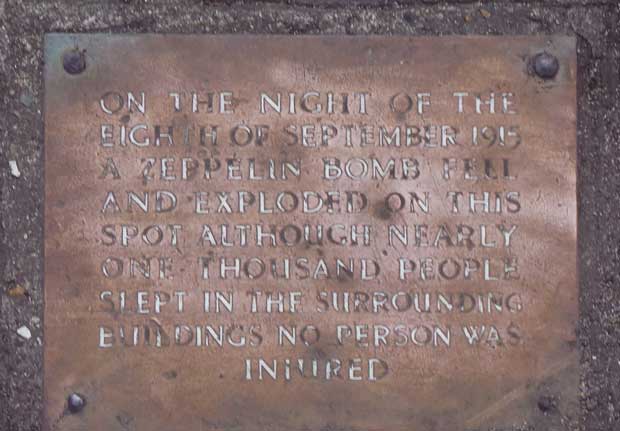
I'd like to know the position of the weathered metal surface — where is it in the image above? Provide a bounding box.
[44,35,578,430]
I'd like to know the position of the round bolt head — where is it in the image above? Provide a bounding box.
[533,52,559,80]
[67,393,86,413]
[537,394,557,413]
[62,48,86,75]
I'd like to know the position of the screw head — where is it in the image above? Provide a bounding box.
[62,48,86,75]
[537,394,557,413]
[533,52,559,80]
[67,393,86,413]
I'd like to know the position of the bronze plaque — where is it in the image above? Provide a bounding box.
[44,35,578,430]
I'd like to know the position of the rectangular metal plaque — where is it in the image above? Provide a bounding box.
[44,35,578,431]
